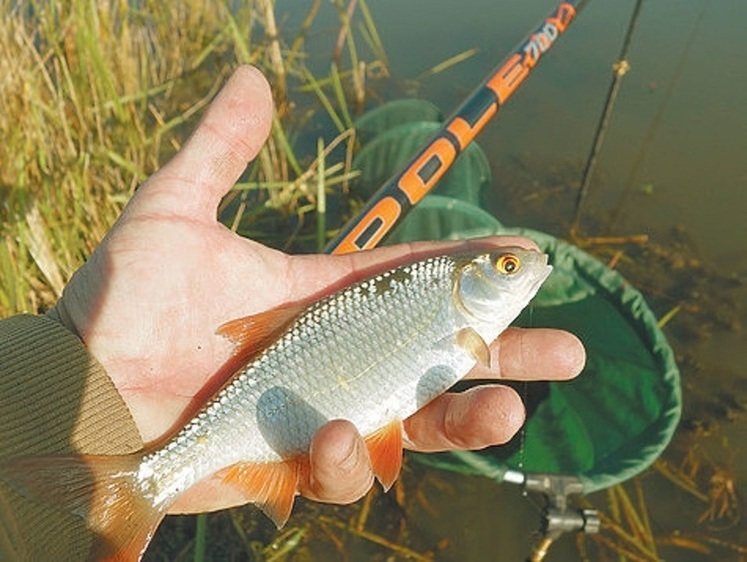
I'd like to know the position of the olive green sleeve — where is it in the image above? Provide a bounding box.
[0,314,143,561]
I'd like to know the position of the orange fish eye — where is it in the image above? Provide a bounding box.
[494,253,521,274]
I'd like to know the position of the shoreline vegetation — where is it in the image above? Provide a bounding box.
[0,0,384,317]
[1,1,742,560]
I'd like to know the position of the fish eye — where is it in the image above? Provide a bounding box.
[494,253,521,275]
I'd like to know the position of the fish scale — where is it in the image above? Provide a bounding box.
[155,251,550,508]
[140,256,463,505]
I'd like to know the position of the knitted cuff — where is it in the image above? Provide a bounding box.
[0,314,143,561]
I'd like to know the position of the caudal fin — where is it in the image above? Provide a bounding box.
[1,453,165,561]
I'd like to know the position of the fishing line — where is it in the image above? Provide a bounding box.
[570,0,645,237]
[607,0,709,230]
[517,301,538,483]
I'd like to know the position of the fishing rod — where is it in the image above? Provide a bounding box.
[325,0,590,255]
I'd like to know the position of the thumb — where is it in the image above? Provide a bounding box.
[127,65,274,221]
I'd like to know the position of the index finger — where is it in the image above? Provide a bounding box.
[467,327,586,381]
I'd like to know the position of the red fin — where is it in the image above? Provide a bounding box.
[364,420,403,491]
[217,457,307,528]
[216,302,307,360]
[2,453,163,562]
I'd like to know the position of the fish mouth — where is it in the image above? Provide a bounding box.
[531,254,553,295]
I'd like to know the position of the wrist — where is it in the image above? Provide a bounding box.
[45,301,81,339]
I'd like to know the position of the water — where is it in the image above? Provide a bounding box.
[366,0,747,254]
[296,1,746,560]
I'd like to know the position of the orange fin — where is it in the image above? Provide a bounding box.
[216,302,307,360]
[217,457,307,528]
[1,453,163,562]
[364,420,403,491]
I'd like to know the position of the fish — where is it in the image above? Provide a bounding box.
[3,246,552,561]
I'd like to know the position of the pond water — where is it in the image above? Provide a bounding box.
[290,1,746,560]
[362,0,747,262]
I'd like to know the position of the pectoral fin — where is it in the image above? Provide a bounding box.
[456,327,491,368]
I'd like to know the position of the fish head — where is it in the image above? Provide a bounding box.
[454,247,553,326]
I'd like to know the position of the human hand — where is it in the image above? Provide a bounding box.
[49,65,585,513]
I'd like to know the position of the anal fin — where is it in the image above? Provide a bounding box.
[364,420,403,491]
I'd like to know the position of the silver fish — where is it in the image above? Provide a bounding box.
[5,246,551,561]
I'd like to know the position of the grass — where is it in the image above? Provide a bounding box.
[1,0,209,313]
[0,0,381,317]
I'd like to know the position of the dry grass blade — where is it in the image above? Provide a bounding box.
[666,532,747,556]
[354,488,377,533]
[330,63,355,129]
[595,511,659,561]
[316,138,327,252]
[632,479,658,556]
[319,516,434,561]
[287,0,322,68]
[333,0,358,62]
[656,533,712,555]
[22,205,66,298]
[264,527,306,561]
[357,0,388,69]
[589,531,658,562]
[303,66,347,133]
[613,483,657,555]
[654,459,708,501]
[257,0,287,108]
[415,48,478,81]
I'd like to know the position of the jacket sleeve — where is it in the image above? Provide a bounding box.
[0,314,143,561]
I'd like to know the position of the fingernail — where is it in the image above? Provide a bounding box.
[339,433,363,472]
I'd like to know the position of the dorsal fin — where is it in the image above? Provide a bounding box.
[216,301,307,360]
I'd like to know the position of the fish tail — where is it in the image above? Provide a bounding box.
[1,452,165,561]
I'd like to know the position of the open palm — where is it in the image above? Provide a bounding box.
[50,66,585,513]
